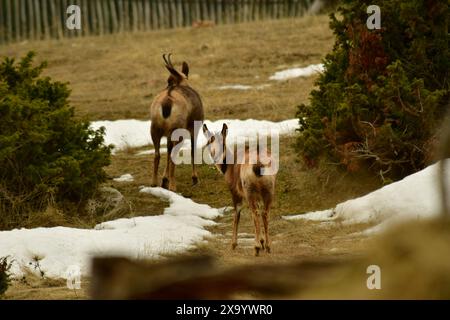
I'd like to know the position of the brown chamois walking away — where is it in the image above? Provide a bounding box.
[203,123,277,256]
[150,54,204,191]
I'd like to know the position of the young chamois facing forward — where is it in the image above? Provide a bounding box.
[150,54,204,191]
[203,123,277,256]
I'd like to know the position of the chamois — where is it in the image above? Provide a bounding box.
[203,123,277,256]
[150,54,204,191]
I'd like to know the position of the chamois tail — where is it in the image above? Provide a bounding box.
[161,97,172,118]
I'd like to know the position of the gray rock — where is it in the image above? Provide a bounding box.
[86,186,131,219]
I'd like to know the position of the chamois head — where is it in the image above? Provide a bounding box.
[163,53,189,88]
[203,123,228,163]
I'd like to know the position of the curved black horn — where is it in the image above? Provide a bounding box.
[162,53,176,70]
[162,53,169,66]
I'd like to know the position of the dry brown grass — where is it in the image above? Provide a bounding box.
[0,15,332,122]
[5,273,89,300]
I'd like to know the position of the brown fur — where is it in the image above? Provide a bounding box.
[203,123,277,256]
[150,54,204,191]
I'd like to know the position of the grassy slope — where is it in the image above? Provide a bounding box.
[2,16,385,299]
[1,15,332,122]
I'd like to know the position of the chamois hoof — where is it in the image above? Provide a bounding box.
[151,182,158,187]
[192,176,199,186]
[265,246,271,254]
[231,243,237,250]
[254,246,261,257]
[260,239,265,249]
[161,177,169,189]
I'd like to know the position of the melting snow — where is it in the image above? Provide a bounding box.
[0,188,228,278]
[90,119,157,152]
[217,84,271,90]
[269,63,324,81]
[91,118,299,153]
[283,160,450,234]
[113,174,134,182]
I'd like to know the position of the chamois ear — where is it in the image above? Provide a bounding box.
[181,61,189,78]
[202,124,210,137]
[221,123,228,137]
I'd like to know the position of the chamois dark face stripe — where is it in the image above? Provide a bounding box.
[219,137,228,174]
[253,164,263,177]
[205,133,229,174]
[220,163,228,174]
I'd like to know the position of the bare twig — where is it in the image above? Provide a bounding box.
[397,87,421,117]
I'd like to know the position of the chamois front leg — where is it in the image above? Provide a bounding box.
[231,200,242,250]
[249,199,262,257]
[259,186,274,253]
[262,211,270,253]
[190,137,199,186]
[262,198,272,253]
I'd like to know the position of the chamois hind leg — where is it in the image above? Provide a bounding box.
[167,136,183,191]
[190,135,199,186]
[150,128,162,187]
[262,194,272,253]
[231,196,242,250]
[161,140,172,190]
[248,197,262,257]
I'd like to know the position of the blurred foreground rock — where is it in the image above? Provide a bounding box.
[90,255,344,299]
[90,219,450,299]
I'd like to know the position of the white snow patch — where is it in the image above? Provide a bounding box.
[269,64,324,81]
[0,188,225,279]
[91,118,299,153]
[90,119,156,152]
[136,148,168,156]
[284,160,450,233]
[283,209,335,221]
[135,146,189,157]
[200,119,298,145]
[217,84,271,90]
[113,174,134,182]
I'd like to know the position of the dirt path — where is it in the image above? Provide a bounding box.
[195,207,372,266]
